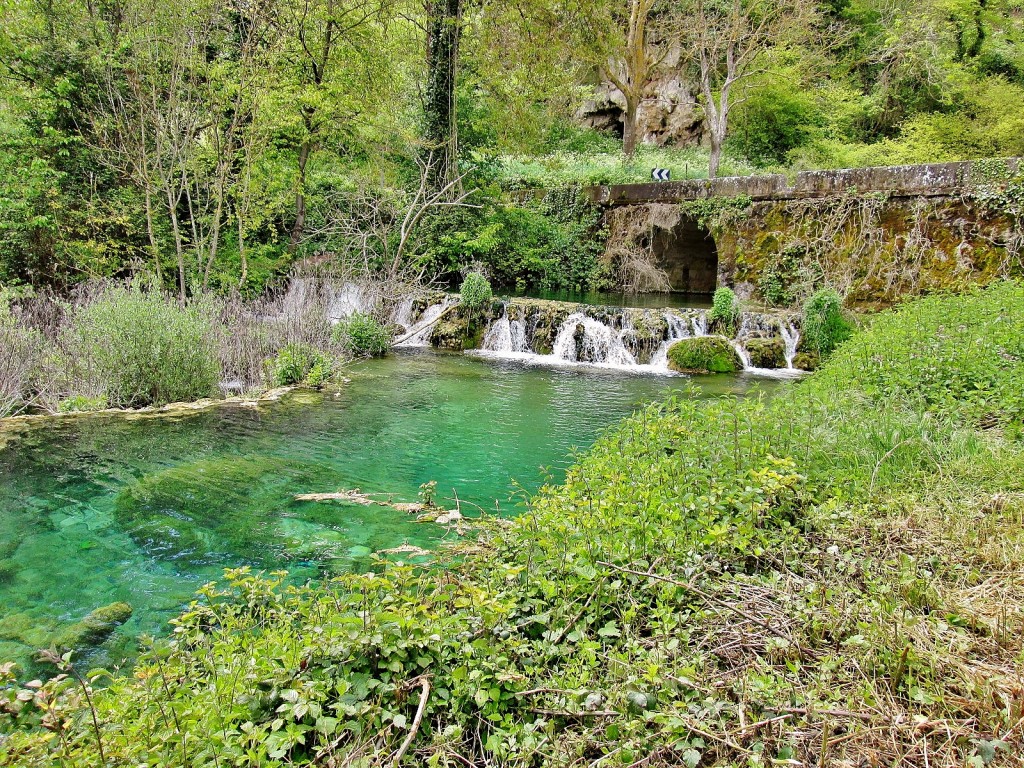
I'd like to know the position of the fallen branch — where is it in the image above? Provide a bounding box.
[392,304,457,346]
[392,678,430,767]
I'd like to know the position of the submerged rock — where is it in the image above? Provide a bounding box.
[113,456,340,565]
[667,336,743,374]
[53,602,133,650]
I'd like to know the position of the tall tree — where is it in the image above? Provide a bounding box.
[422,0,464,192]
[570,0,671,159]
[675,0,813,176]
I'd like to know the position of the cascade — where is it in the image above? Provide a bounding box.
[551,312,637,366]
[650,311,693,368]
[780,322,800,369]
[392,296,415,330]
[481,310,529,353]
[394,297,455,347]
[329,282,372,321]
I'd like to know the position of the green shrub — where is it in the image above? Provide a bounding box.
[459,271,492,311]
[67,287,218,409]
[666,336,743,373]
[801,288,854,358]
[57,394,108,413]
[270,343,334,387]
[333,312,390,358]
[709,286,739,333]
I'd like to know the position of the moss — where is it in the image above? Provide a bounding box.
[53,602,133,650]
[0,560,17,584]
[667,336,743,374]
[113,456,333,565]
[792,351,820,371]
[745,337,786,369]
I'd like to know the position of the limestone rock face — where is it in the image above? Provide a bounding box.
[578,71,704,148]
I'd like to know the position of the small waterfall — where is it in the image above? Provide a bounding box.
[392,296,415,330]
[482,311,528,353]
[781,322,800,369]
[466,301,804,377]
[730,340,752,370]
[551,313,637,366]
[650,311,692,368]
[395,297,455,347]
[329,282,372,321]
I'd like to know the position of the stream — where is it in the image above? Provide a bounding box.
[0,349,781,671]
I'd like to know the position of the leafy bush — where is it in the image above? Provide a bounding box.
[801,288,854,358]
[709,286,739,334]
[666,336,743,373]
[418,190,609,294]
[270,343,334,387]
[333,312,390,358]
[66,287,218,409]
[459,271,492,311]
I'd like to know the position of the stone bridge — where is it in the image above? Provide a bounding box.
[582,158,1022,303]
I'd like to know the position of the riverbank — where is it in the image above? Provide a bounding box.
[2,283,1022,766]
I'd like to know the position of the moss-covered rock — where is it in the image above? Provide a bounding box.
[53,602,133,650]
[744,337,786,369]
[792,351,820,371]
[667,336,743,374]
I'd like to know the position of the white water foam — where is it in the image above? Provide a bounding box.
[781,321,800,370]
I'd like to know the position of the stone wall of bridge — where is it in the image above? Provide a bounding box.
[584,158,1023,305]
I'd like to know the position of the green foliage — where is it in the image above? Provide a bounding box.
[757,246,806,307]
[418,480,438,507]
[333,312,391,358]
[809,281,1024,433]
[709,286,740,333]
[417,188,609,293]
[67,287,219,409]
[57,395,108,414]
[496,146,756,189]
[271,343,335,387]
[459,271,493,311]
[801,288,854,358]
[666,336,744,373]
[3,284,1024,765]
[679,196,751,233]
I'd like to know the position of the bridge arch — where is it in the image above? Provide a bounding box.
[652,215,719,294]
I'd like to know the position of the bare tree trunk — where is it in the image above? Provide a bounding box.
[166,187,187,300]
[622,98,640,159]
[708,132,723,178]
[237,209,247,289]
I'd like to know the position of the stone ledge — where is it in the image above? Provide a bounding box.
[585,157,1022,206]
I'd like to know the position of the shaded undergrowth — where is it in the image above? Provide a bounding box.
[2,284,1024,766]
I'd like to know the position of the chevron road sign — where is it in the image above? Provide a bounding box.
[651,168,671,181]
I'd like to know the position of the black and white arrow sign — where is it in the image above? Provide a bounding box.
[651,168,671,181]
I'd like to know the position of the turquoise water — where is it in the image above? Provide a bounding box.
[0,349,778,671]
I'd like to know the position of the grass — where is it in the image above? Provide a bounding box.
[493,145,758,189]
[1,283,1023,766]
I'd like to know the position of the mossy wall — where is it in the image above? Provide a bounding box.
[590,158,1024,305]
[716,195,1019,305]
